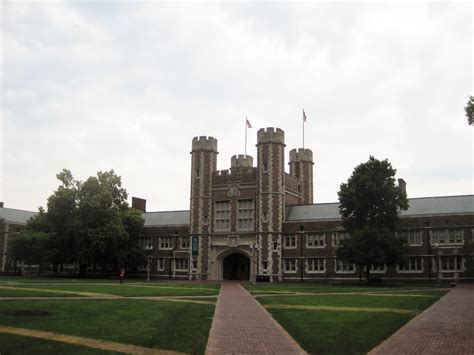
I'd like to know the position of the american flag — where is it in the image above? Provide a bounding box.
[303,109,307,122]
[246,118,252,128]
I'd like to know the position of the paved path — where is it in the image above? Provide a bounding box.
[205,282,306,354]
[369,283,474,355]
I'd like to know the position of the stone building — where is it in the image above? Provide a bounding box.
[1,127,473,281]
[138,127,474,282]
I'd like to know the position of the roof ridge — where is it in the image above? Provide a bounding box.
[143,210,190,214]
[0,207,37,213]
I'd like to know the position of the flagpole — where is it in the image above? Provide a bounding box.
[245,116,248,156]
[302,109,305,149]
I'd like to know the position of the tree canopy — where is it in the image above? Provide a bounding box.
[7,231,52,275]
[465,96,474,126]
[25,169,145,276]
[337,157,409,281]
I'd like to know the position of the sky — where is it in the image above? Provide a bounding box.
[1,1,473,212]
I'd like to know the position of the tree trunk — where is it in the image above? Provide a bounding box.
[79,263,87,278]
[365,265,371,283]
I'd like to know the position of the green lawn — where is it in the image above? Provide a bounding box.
[247,283,448,354]
[0,277,218,354]
[245,282,448,295]
[0,333,120,355]
[0,277,220,297]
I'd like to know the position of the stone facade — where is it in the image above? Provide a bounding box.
[138,127,474,282]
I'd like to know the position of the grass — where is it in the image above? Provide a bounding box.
[0,277,220,297]
[0,299,214,353]
[0,276,218,354]
[259,294,442,311]
[0,333,121,355]
[245,282,448,295]
[247,283,448,354]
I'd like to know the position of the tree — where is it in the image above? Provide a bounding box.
[8,231,52,275]
[465,96,474,126]
[25,169,145,277]
[26,169,81,271]
[337,156,409,282]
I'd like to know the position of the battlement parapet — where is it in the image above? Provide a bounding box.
[257,127,285,145]
[192,136,218,152]
[231,155,253,169]
[289,148,313,162]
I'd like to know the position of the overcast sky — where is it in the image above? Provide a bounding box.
[1,1,473,212]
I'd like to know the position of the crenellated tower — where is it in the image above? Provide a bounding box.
[230,154,253,171]
[289,148,314,204]
[257,127,285,281]
[190,136,218,280]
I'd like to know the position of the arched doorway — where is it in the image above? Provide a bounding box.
[223,253,250,280]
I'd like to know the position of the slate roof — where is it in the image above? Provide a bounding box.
[0,208,37,225]
[2,195,472,226]
[143,210,190,226]
[285,195,474,221]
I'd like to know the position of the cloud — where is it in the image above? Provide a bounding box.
[1,1,472,212]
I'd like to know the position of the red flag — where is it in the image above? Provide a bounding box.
[246,118,252,128]
[303,109,307,122]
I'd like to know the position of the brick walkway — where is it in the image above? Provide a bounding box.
[205,282,306,354]
[369,283,474,355]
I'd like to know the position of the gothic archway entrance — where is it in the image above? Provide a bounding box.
[223,253,250,280]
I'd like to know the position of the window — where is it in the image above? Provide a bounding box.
[284,235,297,249]
[215,201,231,231]
[139,238,152,249]
[370,264,387,273]
[398,257,423,273]
[262,260,268,272]
[159,237,172,250]
[431,229,463,245]
[307,234,325,248]
[283,259,297,272]
[438,256,464,272]
[157,258,165,271]
[335,259,355,273]
[238,199,254,231]
[192,260,198,270]
[332,232,349,247]
[307,258,325,273]
[447,229,463,244]
[175,258,189,271]
[181,237,189,249]
[273,241,279,251]
[401,230,423,246]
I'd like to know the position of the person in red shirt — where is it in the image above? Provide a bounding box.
[119,268,125,284]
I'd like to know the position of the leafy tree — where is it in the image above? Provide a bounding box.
[25,169,145,277]
[26,169,81,271]
[465,96,474,126]
[8,231,52,275]
[337,156,409,281]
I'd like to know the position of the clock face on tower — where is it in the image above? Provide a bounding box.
[227,184,240,197]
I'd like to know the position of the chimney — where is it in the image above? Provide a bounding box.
[131,197,146,212]
[398,179,407,196]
